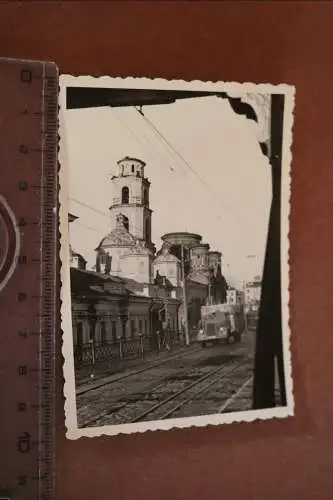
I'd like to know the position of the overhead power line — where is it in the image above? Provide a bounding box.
[113,110,175,173]
[70,197,153,235]
[134,107,238,220]
[71,198,110,218]
[76,221,100,232]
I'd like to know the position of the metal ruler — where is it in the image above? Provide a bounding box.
[0,58,58,500]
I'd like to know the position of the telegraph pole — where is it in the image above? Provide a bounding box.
[180,245,190,346]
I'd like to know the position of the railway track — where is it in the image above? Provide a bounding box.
[130,359,250,423]
[77,344,203,397]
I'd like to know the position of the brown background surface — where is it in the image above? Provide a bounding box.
[1,1,333,499]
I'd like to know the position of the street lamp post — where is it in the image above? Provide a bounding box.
[88,303,98,381]
[180,244,190,346]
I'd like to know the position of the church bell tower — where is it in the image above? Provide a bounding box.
[109,157,154,251]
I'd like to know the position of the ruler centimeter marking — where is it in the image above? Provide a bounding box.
[0,58,58,500]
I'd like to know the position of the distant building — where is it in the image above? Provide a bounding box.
[245,276,261,311]
[227,287,245,306]
[154,232,228,331]
[69,213,87,270]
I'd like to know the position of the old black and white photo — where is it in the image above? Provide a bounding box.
[59,76,294,438]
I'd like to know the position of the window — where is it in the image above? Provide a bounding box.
[143,188,148,206]
[112,321,117,342]
[123,215,129,232]
[121,186,129,204]
[145,218,150,242]
[131,164,135,173]
[122,321,127,339]
[76,323,83,346]
[145,319,148,334]
[131,319,135,339]
[138,319,143,334]
[100,321,107,344]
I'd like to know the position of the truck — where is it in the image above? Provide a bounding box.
[196,303,246,347]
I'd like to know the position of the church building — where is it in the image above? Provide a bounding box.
[95,157,155,283]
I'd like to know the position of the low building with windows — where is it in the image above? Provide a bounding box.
[71,267,181,367]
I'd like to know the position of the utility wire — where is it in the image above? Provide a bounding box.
[131,108,185,174]
[76,220,101,232]
[70,196,223,235]
[70,198,110,218]
[135,107,238,220]
[70,197,153,235]
[113,110,175,173]
[134,107,188,176]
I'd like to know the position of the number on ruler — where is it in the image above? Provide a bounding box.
[20,69,32,83]
[18,217,27,227]
[18,402,27,412]
[17,255,28,265]
[18,180,28,191]
[18,474,27,485]
[17,432,30,453]
[18,366,27,376]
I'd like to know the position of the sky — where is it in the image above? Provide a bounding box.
[61,87,272,289]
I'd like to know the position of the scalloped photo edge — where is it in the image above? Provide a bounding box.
[59,75,295,439]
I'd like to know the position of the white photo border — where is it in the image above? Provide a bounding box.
[59,75,295,440]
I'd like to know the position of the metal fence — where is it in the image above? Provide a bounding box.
[74,331,182,369]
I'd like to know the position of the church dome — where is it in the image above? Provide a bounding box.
[120,238,154,257]
[154,243,180,263]
[98,230,136,249]
[96,213,136,250]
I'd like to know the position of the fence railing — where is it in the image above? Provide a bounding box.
[74,331,182,369]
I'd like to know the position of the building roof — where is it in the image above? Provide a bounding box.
[187,270,210,286]
[68,213,78,223]
[120,240,154,257]
[153,246,180,263]
[191,243,210,251]
[117,156,146,167]
[71,251,87,264]
[96,227,137,250]
[70,267,129,298]
[161,232,202,248]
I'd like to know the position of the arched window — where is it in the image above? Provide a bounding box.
[131,164,135,173]
[100,321,107,345]
[112,321,117,342]
[145,218,150,242]
[143,188,148,206]
[76,323,83,346]
[131,319,135,339]
[123,216,129,232]
[121,186,129,204]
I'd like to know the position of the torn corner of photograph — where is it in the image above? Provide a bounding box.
[58,75,295,439]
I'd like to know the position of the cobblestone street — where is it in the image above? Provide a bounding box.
[76,330,256,428]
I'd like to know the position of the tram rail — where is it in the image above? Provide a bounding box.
[77,344,204,397]
[131,358,252,423]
